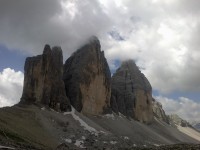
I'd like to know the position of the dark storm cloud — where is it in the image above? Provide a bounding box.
[0,0,111,58]
[0,0,62,52]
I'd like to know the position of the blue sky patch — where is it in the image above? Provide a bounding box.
[0,45,27,72]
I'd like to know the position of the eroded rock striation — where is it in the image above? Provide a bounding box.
[110,60,153,123]
[152,99,169,123]
[20,45,71,111]
[63,36,111,115]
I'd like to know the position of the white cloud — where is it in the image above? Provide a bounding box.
[98,0,200,94]
[0,68,24,107]
[0,0,200,95]
[156,95,200,122]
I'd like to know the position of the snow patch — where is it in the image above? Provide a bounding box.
[103,141,107,144]
[74,140,85,148]
[65,138,72,143]
[154,144,160,147]
[63,111,71,115]
[100,130,107,135]
[81,136,86,140]
[64,107,98,135]
[50,108,55,112]
[119,113,126,118]
[124,136,129,140]
[104,114,115,120]
[110,141,117,144]
[0,145,15,149]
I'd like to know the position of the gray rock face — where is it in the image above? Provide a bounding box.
[63,36,111,115]
[152,99,169,123]
[110,60,153,123]
[20,45,71,111]
[168,114,191,127]
[152,99,192,127]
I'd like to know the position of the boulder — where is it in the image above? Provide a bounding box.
[20,45,71,111]
[110,60,153,123]
[63,36,111,115]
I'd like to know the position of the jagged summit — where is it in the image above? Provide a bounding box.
[63,36,111,115]
[43,44,51,54]
[20,45,71,111]
[111,59,153,123]
[119,60,152,91]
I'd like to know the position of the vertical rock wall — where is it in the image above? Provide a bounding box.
[111,60,153,123]
[63,37,111,115]
[20,45,71,111]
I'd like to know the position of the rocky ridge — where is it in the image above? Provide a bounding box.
[152,99,169,123]
[152,99,193,128]
[168,114,192,127]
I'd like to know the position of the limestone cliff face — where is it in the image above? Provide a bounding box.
[20,45,71,111]
[152,99,169,123]
[168,114,191,127]
[63,36,111,115]
[110,60,153,123]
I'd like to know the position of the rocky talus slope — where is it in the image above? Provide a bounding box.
[0,105,199,150]
[63,36,111,115]
[110,60,153,123]
[20,45,71,111]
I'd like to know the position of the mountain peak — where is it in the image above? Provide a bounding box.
[111,59,153,123]
[20,45,71,111]
[63,38,111,115]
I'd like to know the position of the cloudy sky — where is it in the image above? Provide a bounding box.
[0,0,200,122]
